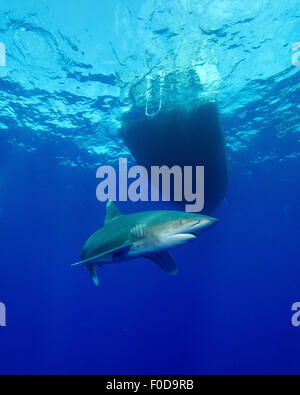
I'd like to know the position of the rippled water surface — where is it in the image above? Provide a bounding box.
[0,0,299,166]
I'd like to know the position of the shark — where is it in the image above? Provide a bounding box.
[72,201,218,286]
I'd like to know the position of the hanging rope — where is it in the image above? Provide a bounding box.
[145,71,164,117]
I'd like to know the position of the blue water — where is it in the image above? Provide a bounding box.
[0,0,300,374]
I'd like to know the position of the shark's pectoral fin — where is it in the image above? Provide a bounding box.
[88,265,99,287]
[71,241,133,268]
[146,252,178,275]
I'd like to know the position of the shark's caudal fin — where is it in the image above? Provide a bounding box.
[146,252,178,275]
[88,265,99,287]
[105,200,123,223]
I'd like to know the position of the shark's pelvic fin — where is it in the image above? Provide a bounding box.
[88,265,99,287]
[146,252,178,275]
[105,200,123,224]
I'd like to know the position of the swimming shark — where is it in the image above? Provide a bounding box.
[72,201,218,286]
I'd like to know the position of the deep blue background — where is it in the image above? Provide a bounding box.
[0,119,300,374]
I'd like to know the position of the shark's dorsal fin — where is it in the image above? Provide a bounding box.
[145,252,178,275]
[105,200,123,224]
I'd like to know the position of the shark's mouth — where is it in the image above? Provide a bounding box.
[173,232,198,240]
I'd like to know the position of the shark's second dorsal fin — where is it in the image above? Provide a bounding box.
[105,200,122,224]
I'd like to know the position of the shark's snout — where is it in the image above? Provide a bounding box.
[187,216,218,235]
[171,216,218,241]
[200,216,218,228]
